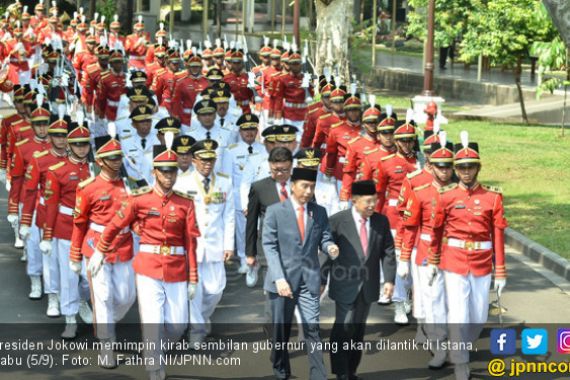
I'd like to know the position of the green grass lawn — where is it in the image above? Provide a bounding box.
[440,121,570,258]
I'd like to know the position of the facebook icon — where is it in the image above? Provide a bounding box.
[490,329,517,355]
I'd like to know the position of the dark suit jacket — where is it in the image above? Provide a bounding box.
[245,177,281,258]
[262,199,334,297]
[325,209,396,304]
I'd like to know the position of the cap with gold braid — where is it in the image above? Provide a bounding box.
[129,105,153,122]
[155,116,181,134]
[127,87,152,103]
[211,87,231,103]
[153,131,178,170]
[194,99,217,115]
[48,105,70,136]
[236,113,259,130]
[190,139,218,160]
[94,122,122,159]
[294,148,321,168]
[13,85,25,102]
[67,119,91,144]
[261,125,279,143]
[274,125,298,143]
[130,71,147,84]
[172,135,196,155]
[430,131,454,167]
[206,68,224,81]
[454,131,480,166]
[377,105,397,132]
[31,94,51,123]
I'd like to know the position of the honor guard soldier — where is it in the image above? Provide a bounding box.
[108,15,125,50]
[31,2,47,31]
[7,98,51,294]
[42,120,94,339]
[252,41,272,115]
[0,85,28,189]
[145,41,167,87]
[81,44,110,114]
[171,53,209,128]
[424,101,438,131]
[301,79,334,148]
[70,126,136,368]
[340,97,382,203]
[176,139,234,345]
[323,93,362,181]
[227,114,265,273]
[429,132,507,380]
[152,48,182,112]
[20,109,69,316]
[97,134,200,380]
[121,105,159,185]
[398,136,454,370]
[312,86,346,153]
[125,15,150,70]
[223,49,253,114]
[72,31,97,84]
[171,134,196,181]
[260,47,283,127]
[95,49,127,123]
[5,21,32,85]
[144,23,167,65]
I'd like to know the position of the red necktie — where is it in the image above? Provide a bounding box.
[360,218,368,256]
[297,206,305,242]
[279,182,288,201]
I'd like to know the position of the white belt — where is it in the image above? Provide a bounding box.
[89,222,129,234]
[387,198,398,207]
[140,244,185,256]
[445,238,492,251]
[59,205,73,216]
[338,157,346,164]
[237,100,250,106]
[182,108,192,114]
[284,101,307,109]
[39,197,45,206]
[107,100,120,107]
[129,55,145,60]
[420,233,431,242]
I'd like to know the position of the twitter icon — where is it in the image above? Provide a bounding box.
[522,328,548,355]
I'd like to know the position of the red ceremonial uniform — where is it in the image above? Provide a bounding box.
[429,183,508,279]
[171,73,209,125]
[0,113,24,170]
[323,120,361,180]
[145,60,164,88]
[223,71,253,113]
[96,187,200,283]
[271,72,312,121]
[312,112,343,151]
[20,149,67,228]
[300,103,325,148]
[5,39,32,84]
[80,62,105,110]
[96,70,126,121]
[7,119,35,172]
[72,50,97,83]
[8,137,51,215]
[125,32,150,70]
[43,157,92,241]
[340,134,379,200]
[69,174,132,263]
[261,66,281,111]
[151,67,174,108]
[108,33,126,51]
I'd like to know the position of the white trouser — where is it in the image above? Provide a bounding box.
[235,210,246,263]
[282,118,304,143]
[392,245,412,303]
[132,233,140,257]
[411,252,447,342]
[18,70,31,85]
[26,213,42,277]
[136,274,188,372]
[444,271,492,364]
[90,119,109,138]
[190,261,226,336]
[42,228,59,294]
[260,109,270,132]
[56,238,90,316]
[89,260,136,340]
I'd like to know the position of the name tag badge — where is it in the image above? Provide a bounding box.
[147,210,161,216]
[454,204,466,209]
[69,175,78,181]
[99,195,111,201]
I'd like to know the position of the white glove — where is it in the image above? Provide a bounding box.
[188,283,197,300]
[0,169,6,184]
[395,248,401,260]
[87,250,105,277]
[273,118,283,125]
[397,260,409,279]
[69,260,82,274]
[247,72,256,88]
[5,180,10,191]
[19,225,30,240]
[494,278,506,297]
[339,201,350,211]
[301,73,310,88]
[7,214,18,229]
[39,240,52,256]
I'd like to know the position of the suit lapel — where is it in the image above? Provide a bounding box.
[344,211,366,261]
[267,178,280,204]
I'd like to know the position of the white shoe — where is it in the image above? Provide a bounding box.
[237,262,249,274]
[15,236,24,249]
[454,363,470,380]
[393,302,409,325]
[246,264,259,288]
[46,294,60,317]
[29,276,42,299]
[377,292,391,305]
[148,368,166,380]
[61,315,77,339]
[428,348,447,369]
[404,298,412,314]
[78,300,93,324]
[20,250,27,261]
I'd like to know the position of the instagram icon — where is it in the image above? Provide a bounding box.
[557,329,570,354]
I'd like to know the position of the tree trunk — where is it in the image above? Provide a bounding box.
[314,0,354,82]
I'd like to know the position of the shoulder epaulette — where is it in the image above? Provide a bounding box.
[347,136,360,144]
[78,176,96,188]
[413,183,430,192]
[19,126,32,132]
[331,121,344,129]
[308,107,319,115]
[33,150,49,158]
[438,183,458,194]
[48,161,66,171]
[175,70,187,78]
[15,138,28,147]
[216,172,229,178]
[100,69,110,77]
[381,153,396,161]
[3,112,17,120]
[174,190,193,200]
[155,67,166,75]
[227,143,238,150]
[131,186,152,196]
[12,118,25,126]
[363,147,379,155]
[319,113,331,120]
[407,169,422,179]
[482,184,503,194]
[86,63,99,73]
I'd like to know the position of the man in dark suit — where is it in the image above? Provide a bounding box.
[326,180,396,380]
[262,167,340,380]
[245,147,293,287]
